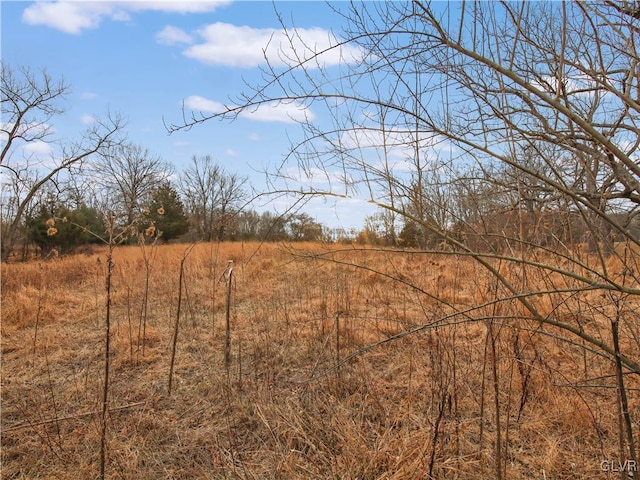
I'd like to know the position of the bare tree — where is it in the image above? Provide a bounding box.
[180,155,247,241]
[93,142,172,226]
[180,155,221,241]
[214,169,248,241]
[1,63,124,261]
[1,63,65,166]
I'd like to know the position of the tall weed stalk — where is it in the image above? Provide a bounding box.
[100,213,116,480]
[222,260,234,381]
[138,233,158,360]
[168,244,195,395]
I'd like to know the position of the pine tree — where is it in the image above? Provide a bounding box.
[27,204,105,255]
[144,182,189,242]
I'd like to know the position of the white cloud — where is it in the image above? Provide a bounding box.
[248,133,260,141]
[325,128,460,179]
[339,128,419,164]
[80,91,98,100]
[22,1,231,34]
[242,101,314,124]
[23,2,110,34]
[80,114,96,125]
[156,25,193,46]
[182,22,363,68]
[128,1,230,13]
[185,95,314,124]
[339,128,454,167]
[265,192,373,230]
[532,73,611,99]
[184,95,226,113]
[1,121,53,140]
[285,166,352,188]
[22,140,54,160]
[224,148,238,157]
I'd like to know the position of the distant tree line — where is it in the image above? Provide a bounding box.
[360,163,640,252]
[20,177,330,258]
[4,140,330,259]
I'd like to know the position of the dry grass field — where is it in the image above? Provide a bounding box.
[2,241,639,479]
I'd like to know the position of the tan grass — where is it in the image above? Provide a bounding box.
[2,241,639,479]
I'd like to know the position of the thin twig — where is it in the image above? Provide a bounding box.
[2,402,146,434]
[168,243,196,395]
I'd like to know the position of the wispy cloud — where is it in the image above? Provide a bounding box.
[285,166,351,188]
[223,148,238,157]
[184,95,226,113]
[170,22,363,69]
[80,114,96,125]
[1,121,53,140]
[22,140,53,159]
[22,1,231,35]
[185,94,314,124]
[80,91,98,100]
[243,101,315,123]
[339,128,454,169]
[156,25,193,46]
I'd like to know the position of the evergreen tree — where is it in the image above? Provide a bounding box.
[398,219,424,248]
[27,204,105,255]
[145,182,189,242]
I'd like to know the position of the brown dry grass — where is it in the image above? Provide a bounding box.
[2,241,639,479]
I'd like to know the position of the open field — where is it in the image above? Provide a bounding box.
[2,241,640,479]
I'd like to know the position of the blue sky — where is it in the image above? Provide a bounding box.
[1,0,378,229]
